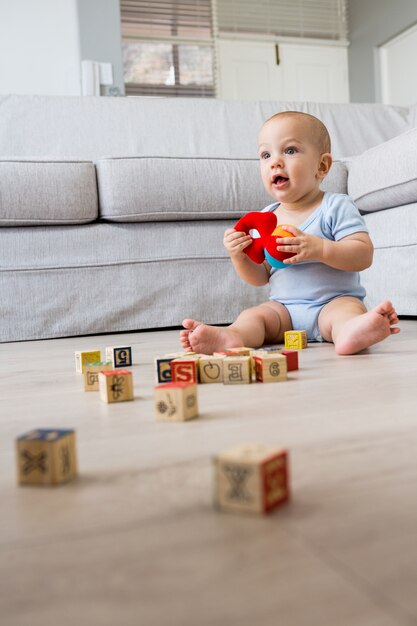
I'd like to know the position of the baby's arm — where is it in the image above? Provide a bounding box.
[276,227,373,272]
[224,228,269,286]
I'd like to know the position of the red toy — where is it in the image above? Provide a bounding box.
[234,211,295,269]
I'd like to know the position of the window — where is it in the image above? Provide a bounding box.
[216,0,348,41]
[120,0,216,97]
[120,0,348,98]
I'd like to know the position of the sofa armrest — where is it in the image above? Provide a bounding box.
[348,128,417,213]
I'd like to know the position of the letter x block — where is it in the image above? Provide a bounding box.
[105,346,133,368]
[99,370,134,403]
[284,330,307,350]
[213,443,289,515]
[254,354,287,382]
[16,429,77,486]
[154,382,198,421]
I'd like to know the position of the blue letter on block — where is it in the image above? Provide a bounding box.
[155,358,174,383]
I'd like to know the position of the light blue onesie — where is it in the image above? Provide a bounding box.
[262,192,368,341]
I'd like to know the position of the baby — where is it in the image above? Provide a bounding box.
[180,111,400,355]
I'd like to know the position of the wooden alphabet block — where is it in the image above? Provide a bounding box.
[254,354,287,383]
[83,361,113,391]
[213,443,289,514]
[252,345,282,356]
[154,356,175,384]
[171,357,199,384]
[281,350,299,371]
[99,369,134,403]
[74,349,101,374]
[284,330,307,350]
[227,347,252,356]
[223,355,252,384]
[198,355,224,384]
[16,429,77,486]
[105,345,133,368]
[154,382,198,421]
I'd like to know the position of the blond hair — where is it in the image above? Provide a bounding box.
[264,111,331,154]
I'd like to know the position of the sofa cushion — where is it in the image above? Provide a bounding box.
[361,203,417,314]
[97,157,272,221]
[320,160,348,195]
[0,96,410,162]
[0,159,98,225]
[97,156,348,222]
[0,220,270,341]
[348,128,417,213]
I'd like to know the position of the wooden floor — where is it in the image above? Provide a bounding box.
[1,321,417,626]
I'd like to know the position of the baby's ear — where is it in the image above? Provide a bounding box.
[318,153,332,179]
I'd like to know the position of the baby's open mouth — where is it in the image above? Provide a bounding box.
[272,175,289,187]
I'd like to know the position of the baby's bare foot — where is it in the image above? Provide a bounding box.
[335,301,400,355]
[181,319,244,355]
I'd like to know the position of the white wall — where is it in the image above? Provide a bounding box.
[0,0,81,96]
[77,0,125,95]
[348,0,417,102]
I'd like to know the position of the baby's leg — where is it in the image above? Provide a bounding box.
[180,301,292,355]
[318,296,400,355]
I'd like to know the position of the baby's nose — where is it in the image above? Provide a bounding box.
[271,154,283,167]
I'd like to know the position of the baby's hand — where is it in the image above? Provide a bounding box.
[275,225,324,264]
[223,228,252,259]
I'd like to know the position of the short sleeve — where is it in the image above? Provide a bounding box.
[322,193,368,241]
[261,202,279,213]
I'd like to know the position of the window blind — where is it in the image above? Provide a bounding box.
[120,0,216,97]
[216,0,348,41]
[120,0,213,40]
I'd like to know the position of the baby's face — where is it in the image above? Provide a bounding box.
[258,116,328,206]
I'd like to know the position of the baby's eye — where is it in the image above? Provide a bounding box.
[260,151,271,160]
[285,147,298,155]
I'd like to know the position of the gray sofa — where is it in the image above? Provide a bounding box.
[0,95,416,342]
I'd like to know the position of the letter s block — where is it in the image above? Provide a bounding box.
[171,358,198,384]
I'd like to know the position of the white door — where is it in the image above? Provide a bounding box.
[379,23,417,106]
[218,38,349,102]
[281,43,349,103]
[217,40,284,100]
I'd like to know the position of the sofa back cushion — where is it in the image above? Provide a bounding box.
[348,128,417,213]
[0,96,409,163]
[97,157,270,221]
[97,156,348,222]
[0,159,98,226]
